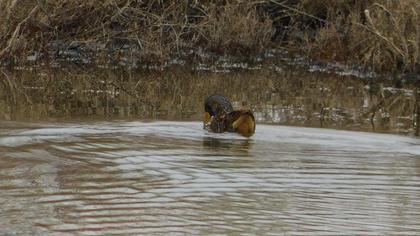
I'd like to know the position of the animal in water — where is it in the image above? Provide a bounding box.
[203,94,256,137]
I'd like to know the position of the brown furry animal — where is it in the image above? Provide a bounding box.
[203,95,256,137]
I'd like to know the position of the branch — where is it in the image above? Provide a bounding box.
[269,0,327,24]
[355,9,405,59]
[0,6,39,58]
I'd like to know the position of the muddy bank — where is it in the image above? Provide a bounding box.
[0,1,418,76]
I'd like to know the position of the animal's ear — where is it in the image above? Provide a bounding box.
[203,112,211,124]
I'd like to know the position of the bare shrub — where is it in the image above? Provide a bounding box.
[0,0,418,74]
[283,0,419,73]
[0,0,273,62]
[198,1,273,54]
[349,1,419,73]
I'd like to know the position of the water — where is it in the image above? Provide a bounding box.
[0,66,416,134]
[1,121,420,235]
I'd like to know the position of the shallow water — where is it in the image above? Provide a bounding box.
[0,66,416,135]
[1,121,420,235]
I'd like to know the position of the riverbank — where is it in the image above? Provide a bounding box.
[1,0,419,77]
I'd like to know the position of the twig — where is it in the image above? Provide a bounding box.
[0,6,39,58]
[269,0,327,24]
[0,70,17,107]
[372,4,408,58]
[355,10,405,59]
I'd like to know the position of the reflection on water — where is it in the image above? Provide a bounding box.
[0,65,417,134]
[1,121,420,235]
[202,137,253,151]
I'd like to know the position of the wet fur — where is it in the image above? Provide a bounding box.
[226,110,256,137]
[204,94,234,116]
[203,95,255,137]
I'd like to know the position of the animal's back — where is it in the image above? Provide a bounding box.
[204,94,234,116]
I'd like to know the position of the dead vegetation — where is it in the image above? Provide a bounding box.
[0,0,273,63]
[283,0,419,74]
[0,0,419,74]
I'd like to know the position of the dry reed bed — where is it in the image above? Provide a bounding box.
[0,0,419,74]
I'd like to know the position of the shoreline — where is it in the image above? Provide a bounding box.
[1,1,418,76]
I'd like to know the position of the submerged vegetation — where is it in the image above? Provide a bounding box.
[0,67,417,135]
[0,0,418,75]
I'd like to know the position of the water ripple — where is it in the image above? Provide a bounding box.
[1,121,420,235]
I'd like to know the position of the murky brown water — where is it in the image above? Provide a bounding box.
[1,121,420,235]
[0,63,417,134]
[1,60,420,235]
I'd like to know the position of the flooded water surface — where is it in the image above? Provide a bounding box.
[1,121,420,235]
[1,57,420,234]
[0,61,417,135]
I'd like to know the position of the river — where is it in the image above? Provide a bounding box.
[1,121,420,235]
[1,55,420,235]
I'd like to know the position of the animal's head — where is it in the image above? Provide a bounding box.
[232,111,255,137]
[203,112,211,127]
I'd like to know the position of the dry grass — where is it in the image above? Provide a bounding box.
[0,0,272,62]
[0,0,418,74]
[198,2,273,54]
[283,0,419,73]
